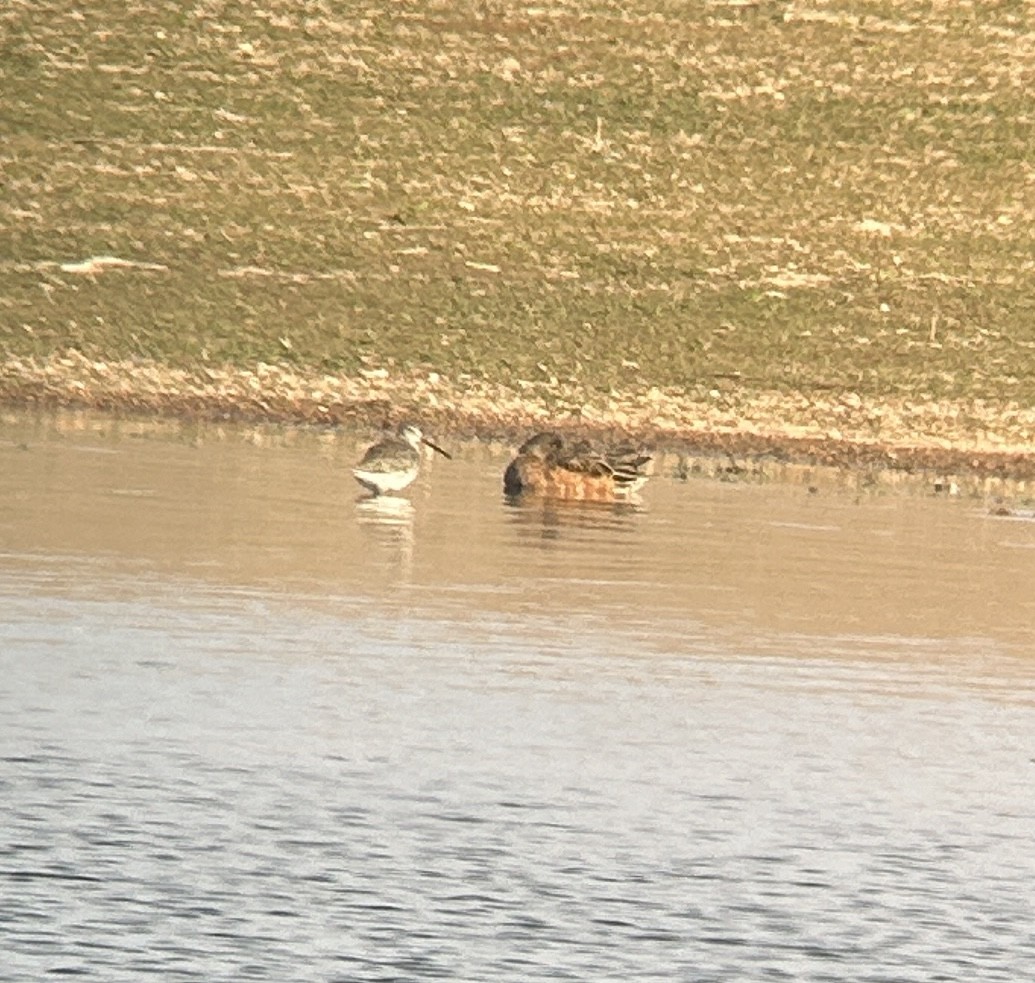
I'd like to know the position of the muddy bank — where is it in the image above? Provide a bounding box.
[2,352,1033,485]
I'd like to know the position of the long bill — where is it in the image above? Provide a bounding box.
[421,436,452,459]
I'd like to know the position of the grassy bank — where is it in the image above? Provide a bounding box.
[2,1,1035,462]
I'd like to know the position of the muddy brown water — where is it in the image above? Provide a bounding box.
[2,410,1034,981]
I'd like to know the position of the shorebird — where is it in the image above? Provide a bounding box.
[353,423,451,496]
[503,431,652,501]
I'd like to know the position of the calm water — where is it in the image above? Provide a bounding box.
[2,411,1034,982]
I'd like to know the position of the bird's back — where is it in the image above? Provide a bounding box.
[504,431,651,499]
[356,437,418,473]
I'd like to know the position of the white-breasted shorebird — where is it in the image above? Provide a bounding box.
[353,423,451,496]
[503,431,651,501]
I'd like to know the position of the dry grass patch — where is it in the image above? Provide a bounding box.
[2,0,1035,446]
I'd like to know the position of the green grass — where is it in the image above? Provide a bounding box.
[3,0,1035,409]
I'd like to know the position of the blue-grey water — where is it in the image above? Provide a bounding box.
[2,412,1034,981]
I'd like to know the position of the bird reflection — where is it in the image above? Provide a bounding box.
[503,493,645,545]
[354,494,415,579]
[354,493,415,526]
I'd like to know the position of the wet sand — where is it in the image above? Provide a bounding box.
[2,352,1034,485]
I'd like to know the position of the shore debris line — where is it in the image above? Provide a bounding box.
[1,351,1033,480]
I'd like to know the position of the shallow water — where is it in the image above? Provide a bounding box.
[2,412,1034,981]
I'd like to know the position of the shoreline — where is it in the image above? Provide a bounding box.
[2,351,1034,485]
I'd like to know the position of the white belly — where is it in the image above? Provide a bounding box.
[352,466,418,495]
